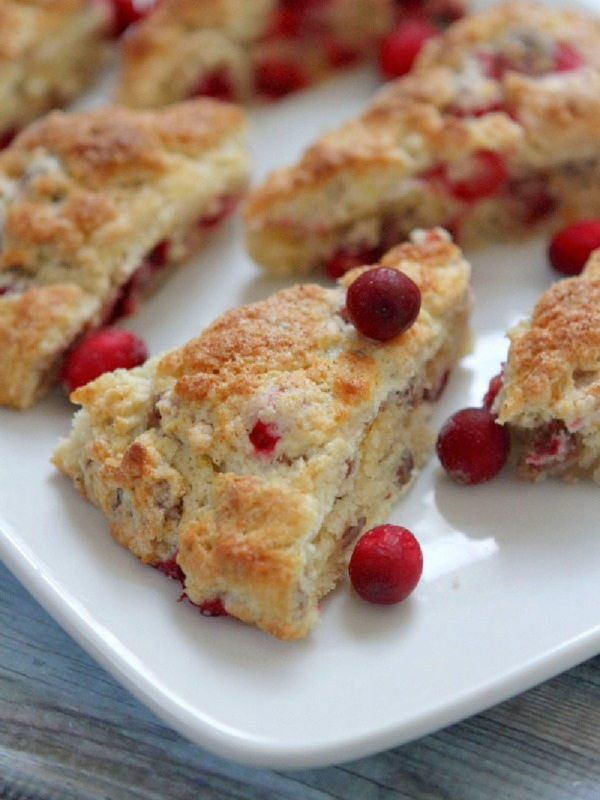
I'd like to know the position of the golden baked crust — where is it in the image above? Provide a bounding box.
[114,0,464,107]
[0,0,112,142]
[52,229,472,639]
[243,0,600,275]
[0,100,250,408]
[496,252,600,482]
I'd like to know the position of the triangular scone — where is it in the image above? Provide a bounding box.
[52,229,472,639]
[0,0,113,146]
[114,0,466,108]
[495,252,600,483]
[244,0,600,276]
[0,100,250,409]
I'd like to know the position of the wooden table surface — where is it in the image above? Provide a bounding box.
[1,559,598,800]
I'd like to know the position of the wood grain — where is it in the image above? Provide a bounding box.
[1,561,598,800]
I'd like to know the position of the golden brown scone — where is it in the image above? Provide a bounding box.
[0,0,113,145]
[0,100,250,409]
[114,0,466,107]
[52,228,472,639]
[494,251,600,483]
[244,0,600,276]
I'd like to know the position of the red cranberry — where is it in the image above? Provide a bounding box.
[188,67,235,102]
[349,524,423,604]
[324,38,360,68]
[254,58,309,99]
[377,19,440,79]
[198,598,230,617]
[345,267,421,342]
[155,555,185,584]
[436,407,510,484]
[442,150,508,203]
[264,7,304,38]
[107,0,149,37]
[249,419,280,455]
[548,219,600,276]
[553,42,584,72]
[324,243,383,280]
[61,326,148,393]
[0,126,18,149]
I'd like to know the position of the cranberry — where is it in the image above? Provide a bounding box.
[61,326,148,393]
[108,0,149,37]
[442,150,508,203]
[324,38,360,68]
[377,19,440,79]
[249,419,280,454]
[197,598,230,617]
[436,406,510,484]
[0,126,18,149]
[348,524,423,604]
[254,58,310,99]
[155,555,185,584]
[345,267,421,342]
[324,243,383,280]
[188,67,235,102]
[554,42,584,72]
[264,7,304,38]
[548,219,600,276]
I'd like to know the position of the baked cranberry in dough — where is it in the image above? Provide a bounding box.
[243,0,600,276]
[52,229,472,639]
[0,100,250,409]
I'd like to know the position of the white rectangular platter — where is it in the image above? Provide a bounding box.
[0,0,599,770]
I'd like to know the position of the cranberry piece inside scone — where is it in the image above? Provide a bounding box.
[249,419,281,455]
[434,150,508,203]
[254,58,310,100]
[155,554,185,584]
[105,0,151,37]
[188,67,236,102]
[349,524,423,605]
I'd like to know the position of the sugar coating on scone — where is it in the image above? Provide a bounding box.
[495,251,600,483]
[114,0,465,108]
[0,100,250,409]
[243,0,600,276]
[0,0,113,146]
[52,229,472,639]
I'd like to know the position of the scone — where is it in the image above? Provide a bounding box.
[52,229,472,639]
[494,251,600,483]
[0,0,113,147]
[0,100,250,409]
[244,0,600,276]
[114,0,466,108]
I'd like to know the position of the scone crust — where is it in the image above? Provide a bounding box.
[53,231,472,639]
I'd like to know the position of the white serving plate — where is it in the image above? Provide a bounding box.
[1,0,599,770]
